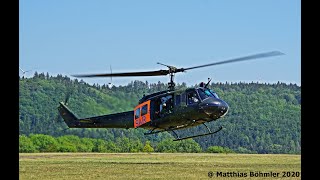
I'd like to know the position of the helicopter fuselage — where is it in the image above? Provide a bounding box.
[58,86,229,132]
[134,87,229,131]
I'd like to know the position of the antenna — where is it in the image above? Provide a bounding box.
[110,65,112,85]
[205,78,212,88]
[107,65,113,88]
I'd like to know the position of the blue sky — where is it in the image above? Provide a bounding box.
[19,0,300,86]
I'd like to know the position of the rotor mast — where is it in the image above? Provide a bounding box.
[157,62,177,91]
[168,72,175,91]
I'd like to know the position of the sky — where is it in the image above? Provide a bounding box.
[19,0,301,86]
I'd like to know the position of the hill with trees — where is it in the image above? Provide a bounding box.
[19,72,301,154]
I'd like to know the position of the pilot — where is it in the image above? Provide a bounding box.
[160,95,172,114]
[192,96,199,102]
[199,82,205,87]
[188,92,199,104]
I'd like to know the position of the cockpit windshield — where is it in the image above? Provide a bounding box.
[197,88,219,100]
[209,89,219,99]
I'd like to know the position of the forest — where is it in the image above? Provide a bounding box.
[19,72,301,154]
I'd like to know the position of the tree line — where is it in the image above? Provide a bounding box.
[20,134,236,153]
[19,72,301,154]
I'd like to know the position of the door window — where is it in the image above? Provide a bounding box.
[175,95,181,105]
[135,108,140,119]
[141,104,148,116]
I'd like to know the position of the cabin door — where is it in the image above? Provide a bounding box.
[134,100,151,128]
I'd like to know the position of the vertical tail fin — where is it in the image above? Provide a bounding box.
[58,102,79,128]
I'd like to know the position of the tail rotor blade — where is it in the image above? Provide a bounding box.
[64,92,71,105]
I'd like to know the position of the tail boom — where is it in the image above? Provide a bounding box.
[58,102,134,129]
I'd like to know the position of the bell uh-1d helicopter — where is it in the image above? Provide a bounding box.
[58,51,284,141]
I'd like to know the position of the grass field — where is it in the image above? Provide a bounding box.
[19,153,301,180]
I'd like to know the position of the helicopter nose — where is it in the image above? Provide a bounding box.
[199,98,229,118]
[218,100,229,117]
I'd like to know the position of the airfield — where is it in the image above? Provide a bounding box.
[19,153,301,180]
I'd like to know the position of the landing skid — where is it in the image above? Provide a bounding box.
[172,124,222,141]
[144,123,223,141]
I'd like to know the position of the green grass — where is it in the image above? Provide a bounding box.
[19,153,301,180]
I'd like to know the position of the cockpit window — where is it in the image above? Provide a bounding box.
[197,89,209,100]
[197,88,219,100]
[187,90,199,105]
[209,89,219,99]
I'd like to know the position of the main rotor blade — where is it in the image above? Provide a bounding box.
[73,69,169,78]
[181,51,284,71]
[73,51,284,78]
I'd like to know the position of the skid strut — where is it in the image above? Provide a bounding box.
[144,128,166,135]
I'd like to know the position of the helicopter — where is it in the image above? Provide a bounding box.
[58,51,284,141]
